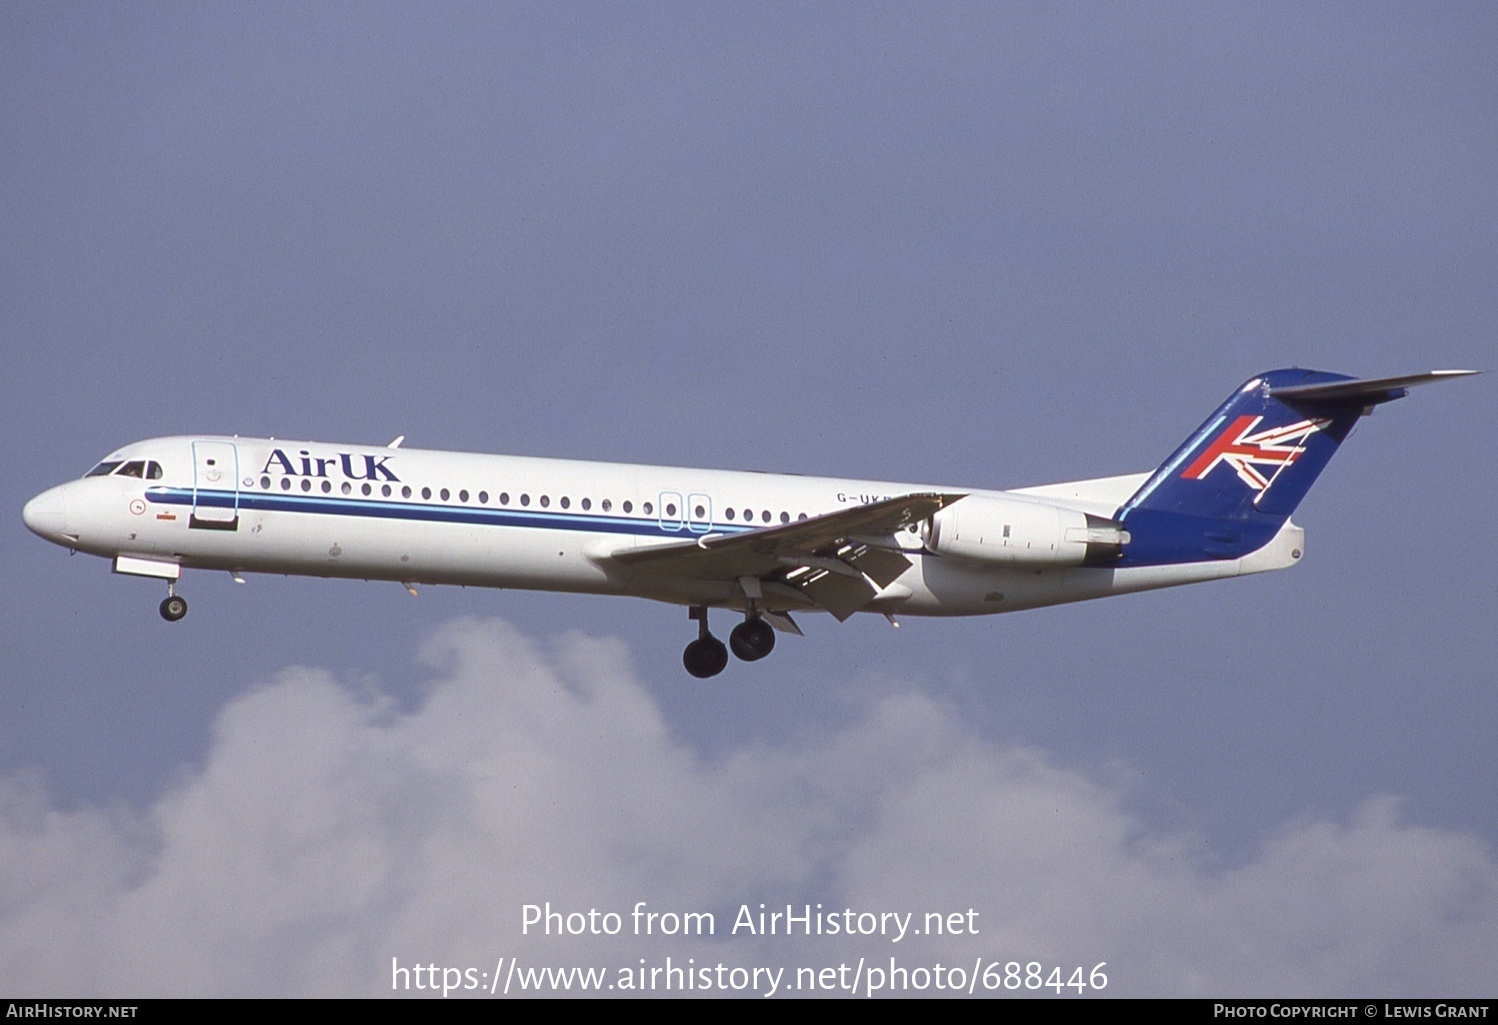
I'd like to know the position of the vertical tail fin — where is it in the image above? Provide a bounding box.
[1115,368,1475,565]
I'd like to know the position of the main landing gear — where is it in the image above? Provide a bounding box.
[683,607,728,678]
[159,582,187,622]
[682,606,776,678]
[729,615,775,662]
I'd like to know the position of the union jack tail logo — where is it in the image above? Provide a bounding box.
[1182,415,1330,495]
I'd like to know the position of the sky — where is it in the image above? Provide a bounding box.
[2,2,1495,998]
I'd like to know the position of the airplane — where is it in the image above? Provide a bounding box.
[23,368,1475,677]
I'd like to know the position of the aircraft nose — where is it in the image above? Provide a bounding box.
[22,486,70,542]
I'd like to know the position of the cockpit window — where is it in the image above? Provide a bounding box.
[84,459,164,479]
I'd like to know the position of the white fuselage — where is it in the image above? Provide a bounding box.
[23,435,1301,621]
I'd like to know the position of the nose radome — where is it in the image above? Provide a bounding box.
[22,487,69,542]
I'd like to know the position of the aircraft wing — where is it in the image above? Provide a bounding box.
[608,492,964,620]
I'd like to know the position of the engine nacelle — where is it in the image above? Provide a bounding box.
[924,496,1129,567]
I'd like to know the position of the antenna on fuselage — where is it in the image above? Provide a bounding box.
[388,435,405,449]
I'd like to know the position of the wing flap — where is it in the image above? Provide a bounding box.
[761,610,804,636]
[797,570,877,622]
[847,543,914,588]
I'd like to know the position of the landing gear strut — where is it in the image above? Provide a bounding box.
[159,582,187,623]
[729,614,775,662]
[682,606,728,679]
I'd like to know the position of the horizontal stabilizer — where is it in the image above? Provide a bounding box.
[1270,369,1478,407]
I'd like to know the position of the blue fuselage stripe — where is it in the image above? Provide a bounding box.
[147,487,756,538]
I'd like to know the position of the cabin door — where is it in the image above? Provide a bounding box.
[190,440,240,530]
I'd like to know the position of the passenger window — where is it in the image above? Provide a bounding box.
[261,476,271,489]
[421,487,432,500]
[539,495,549,508]
[440,488,450,501]
[401,486,412,499]
[281,478,292,491]
[726,508,735,521]
[362,483,372,496]
[479,491,489,504]
[622,501,632,514]
[602,499,612,512]
[580,498,590,511]
[559,496,570,509]
[643,502,654,515]
[459,489,469,503]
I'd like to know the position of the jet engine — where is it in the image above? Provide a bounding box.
[923,496,1129,567]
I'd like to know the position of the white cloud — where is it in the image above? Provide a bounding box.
[1,618,1493,997]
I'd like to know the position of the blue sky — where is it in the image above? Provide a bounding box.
[3,3,1495,997]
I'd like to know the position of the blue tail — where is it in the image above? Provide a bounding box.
[1114,368,1472,566]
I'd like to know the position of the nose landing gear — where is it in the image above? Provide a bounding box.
[159,582,187,622]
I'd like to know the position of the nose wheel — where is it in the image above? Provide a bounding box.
[160,583,188,622]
